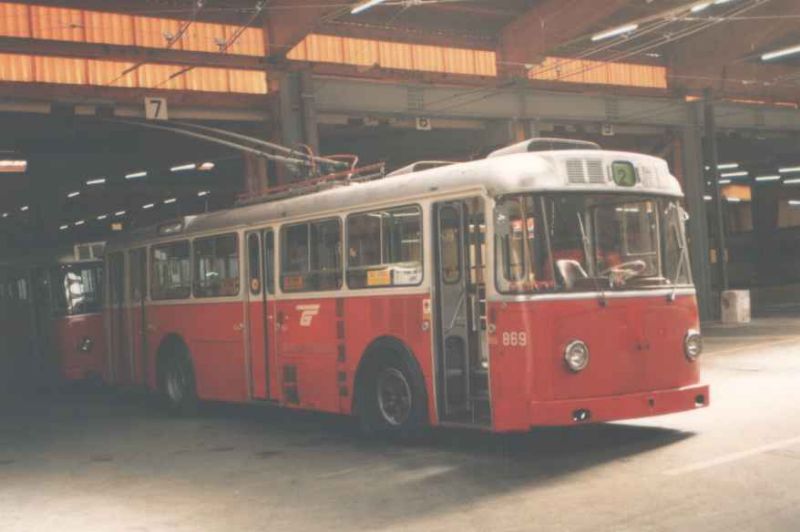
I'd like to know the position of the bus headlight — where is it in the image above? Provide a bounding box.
[564,340,589,372]
[684,330,703,361]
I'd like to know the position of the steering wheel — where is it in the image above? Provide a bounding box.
[600,260,647,279]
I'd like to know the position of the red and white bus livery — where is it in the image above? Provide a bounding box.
[104,138,708,433]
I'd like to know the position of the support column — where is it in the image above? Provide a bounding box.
[704,89,729,293]
[681,105,715,321]
[277,70,319,154]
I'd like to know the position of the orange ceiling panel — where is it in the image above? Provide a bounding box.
[33,56,87,85]
[0,3,31,38]
[0,53,33,82]
[84,11,134,46]
[30,5,85,42]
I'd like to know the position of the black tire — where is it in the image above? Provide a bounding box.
[357,349,428,438]
[159,351,198,416]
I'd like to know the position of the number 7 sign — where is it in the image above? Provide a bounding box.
[144,97,168,121]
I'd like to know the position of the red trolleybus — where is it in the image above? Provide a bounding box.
[104,138,708,433]
[0,247,106,386]
[46,255,107,383]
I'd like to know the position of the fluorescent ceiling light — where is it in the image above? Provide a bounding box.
[1,212,8,218]
[0,159,27,173]
[719,179,732,184]
[784,178,800,185]
[163,198,177,204]
[86,178,106,186]
[114,210,126,216]
[726,197,741,203]
[720,171,748,178]
[762,44,800,62]
[691,3,711,13]
[97,214,108,220]
[74,220,85,226]
[197,190,210,197]
[59,224,68,230]
[592,23,639,42]
[717,163,739,170]
[198,162,215,171]
[20,205,29,212]
[779,166,800,174]
[171,163,196,173]
[67,191,80,198]
[789,200,800,206]
[125,171,147,180]
[142,203,155,209]
[351,0,389,15]
[755,175,780,182]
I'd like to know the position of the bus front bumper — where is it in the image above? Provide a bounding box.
[528,384,709,426]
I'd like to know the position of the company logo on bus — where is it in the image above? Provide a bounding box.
[297,304,321,327]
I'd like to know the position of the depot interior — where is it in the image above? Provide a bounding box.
[1,0,799,324]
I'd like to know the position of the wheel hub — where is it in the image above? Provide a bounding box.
[376,367,412,426]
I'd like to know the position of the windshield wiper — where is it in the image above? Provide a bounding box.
[576,212,607,307]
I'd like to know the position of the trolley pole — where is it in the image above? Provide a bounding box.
[704,89,729,295]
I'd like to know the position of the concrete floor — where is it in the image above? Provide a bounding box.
[2,318,800,531]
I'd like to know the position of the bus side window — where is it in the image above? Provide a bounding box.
[346,205,423,289]
[281,219,341,292]
[194,234,240,298]
[264,230,275,295]
[151,241,192,300]
[248,233,261,296]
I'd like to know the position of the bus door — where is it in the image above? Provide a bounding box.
[108,252,131,385]
[128,248,148,386]
[245,230,277,400]
[433,198,490,425]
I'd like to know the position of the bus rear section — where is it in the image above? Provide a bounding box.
[487,191,708,431]
[47,260,106,383]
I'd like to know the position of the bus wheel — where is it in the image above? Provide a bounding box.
[358,352,427,438]
[160,353,198,416]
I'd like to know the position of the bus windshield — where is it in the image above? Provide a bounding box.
[495,193,691,294]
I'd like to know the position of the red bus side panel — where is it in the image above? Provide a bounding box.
[147,302,248,403]
[53,313,107,382]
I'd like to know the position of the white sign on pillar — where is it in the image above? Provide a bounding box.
[144,97,169,121]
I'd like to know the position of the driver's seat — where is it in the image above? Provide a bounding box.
[556,260,588,290]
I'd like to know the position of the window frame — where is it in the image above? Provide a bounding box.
[192,232,241,299]
[345,204,424,290]
[150,240,193,301]
[280,217,343,294]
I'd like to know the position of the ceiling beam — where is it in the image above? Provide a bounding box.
[498,0,630,74]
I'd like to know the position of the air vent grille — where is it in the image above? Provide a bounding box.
[566,159,586,183]
[586,159,606,183]
[566,159,607,184]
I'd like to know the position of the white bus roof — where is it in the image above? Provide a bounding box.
[110,149,681,249]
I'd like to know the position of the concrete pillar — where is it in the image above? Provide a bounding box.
[681,105,715,321]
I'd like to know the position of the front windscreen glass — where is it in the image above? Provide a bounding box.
[495,193,691,294]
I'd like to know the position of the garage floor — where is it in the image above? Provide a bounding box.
[2,317,800,532]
